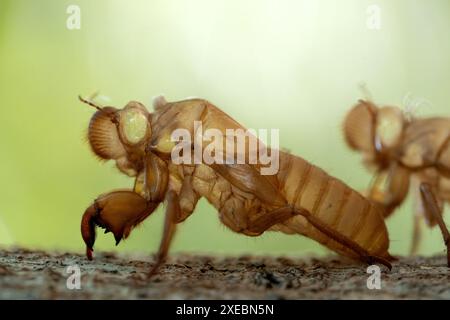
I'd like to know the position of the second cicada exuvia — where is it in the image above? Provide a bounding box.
[344,98,450,266]
[79,95,393,277]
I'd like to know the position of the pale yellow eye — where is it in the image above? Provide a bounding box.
[376,107,403,147]
[121,109,148,144]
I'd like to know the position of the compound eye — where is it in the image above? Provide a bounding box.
[376,107,403,148]
[343,100,377,153]
[120,107,151,145]
[88,108,126,160]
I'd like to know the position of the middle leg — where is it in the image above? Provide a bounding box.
[410,213,423,256]
[148,190,181,278]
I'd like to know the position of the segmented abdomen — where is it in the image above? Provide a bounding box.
[276,152,391,260]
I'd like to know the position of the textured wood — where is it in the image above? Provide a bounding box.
[0,249,449,299]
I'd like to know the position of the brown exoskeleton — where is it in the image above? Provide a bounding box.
[80,95,393,277]
[344,99,450,266]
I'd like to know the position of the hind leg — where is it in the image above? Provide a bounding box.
[420,183,450,267]
[291,208,392,269]
[220,200,392,269]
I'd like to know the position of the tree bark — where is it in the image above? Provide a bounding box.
[0,248,449,299]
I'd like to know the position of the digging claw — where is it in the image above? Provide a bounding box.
[80,191,158,260]
[81,202,98,260]
[86,247,93,261]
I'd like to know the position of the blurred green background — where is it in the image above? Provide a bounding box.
[0,0,449,258]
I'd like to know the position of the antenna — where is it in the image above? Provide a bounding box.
[78,94,103,111]
[358,82,373,102]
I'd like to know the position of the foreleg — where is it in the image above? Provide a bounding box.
[369,163,410,218]
[81,190,159,260]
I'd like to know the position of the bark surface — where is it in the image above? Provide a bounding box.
[0,248,449,299]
